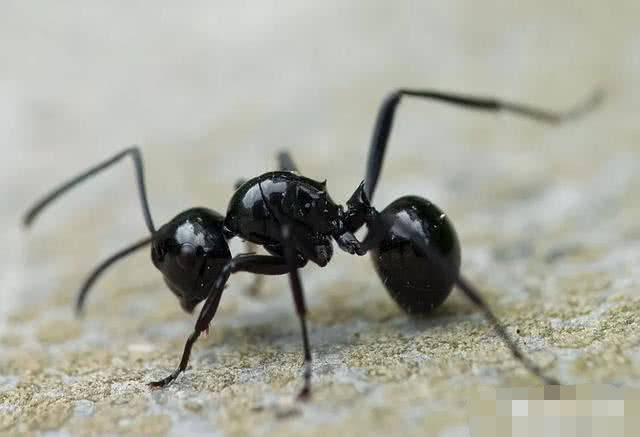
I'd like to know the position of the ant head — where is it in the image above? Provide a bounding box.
[151,207,231,312]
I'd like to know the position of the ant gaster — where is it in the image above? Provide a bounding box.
[23,88,602,398]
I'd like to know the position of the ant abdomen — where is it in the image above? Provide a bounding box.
[371,196,461,314]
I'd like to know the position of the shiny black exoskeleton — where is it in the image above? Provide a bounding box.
[372,196,461,314]
[23,87,602,396]
[151,208,230,313]
[226,172,346,266]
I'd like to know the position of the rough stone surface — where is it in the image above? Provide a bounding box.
[1,1,639,436]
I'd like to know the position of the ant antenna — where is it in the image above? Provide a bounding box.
[23,147,157,313]
[23,146,156,233]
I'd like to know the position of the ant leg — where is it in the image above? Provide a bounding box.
[232,177,265,296]
[23,146,156,232]
[370,212,559,385]
[245,241,264,296]
[243,241,310,297]
[454,275,559,385]
[75,237,152,314]
[148,291,222,388]
[278,150,299,172]
[148,254,296,388]
[257,181,314,398]
[363,88,604,201]
[230,171,267,294]
[280,224,313,400]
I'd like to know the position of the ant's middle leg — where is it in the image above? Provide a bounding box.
[149,254,298,388]
[279,224,313,400]
[262,197,317,399]
[244,241,264,296]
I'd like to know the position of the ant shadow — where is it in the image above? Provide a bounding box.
[196,278,482,366]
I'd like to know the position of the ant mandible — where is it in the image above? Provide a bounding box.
[23,88,602,399]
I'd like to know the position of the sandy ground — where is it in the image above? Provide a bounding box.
[1,1,639,436]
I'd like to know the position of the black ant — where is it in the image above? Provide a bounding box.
[23,88,602,399]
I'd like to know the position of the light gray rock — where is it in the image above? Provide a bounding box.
[1,1,639,435]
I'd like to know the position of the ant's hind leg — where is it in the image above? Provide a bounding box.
[362,88,604,201]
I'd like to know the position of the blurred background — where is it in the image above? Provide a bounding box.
[1,1,638,435]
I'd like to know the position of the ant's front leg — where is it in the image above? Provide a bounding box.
[148,254,294,388]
